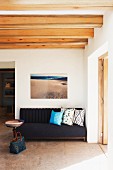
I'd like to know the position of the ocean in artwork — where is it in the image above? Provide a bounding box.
[30,74,67,99]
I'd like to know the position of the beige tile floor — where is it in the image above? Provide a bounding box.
[99,144,108,157]
[0,112,108,170]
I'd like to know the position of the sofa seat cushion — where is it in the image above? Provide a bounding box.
[17,123,87,139]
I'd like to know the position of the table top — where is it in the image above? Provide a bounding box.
[5,119,24,128]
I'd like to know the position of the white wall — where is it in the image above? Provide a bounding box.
[0,49,84,118]
[84,11,113,167]
[87,43,108,143]
[0,62,15,68]
[84,11,111,143]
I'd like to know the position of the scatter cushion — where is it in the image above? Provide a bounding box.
[62,109,75,126]
[61,107,66,113]
[73,109,85,126]
[49,110,64,126]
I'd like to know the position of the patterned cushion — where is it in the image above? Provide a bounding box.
[73,109,85,126]
[62,108,75,126]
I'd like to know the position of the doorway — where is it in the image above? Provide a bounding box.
[0,62,15,120]
[98,52,108,145]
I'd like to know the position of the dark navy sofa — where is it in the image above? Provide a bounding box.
[16,108,87,141]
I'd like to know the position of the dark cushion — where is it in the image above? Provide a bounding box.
[17,123,87,139]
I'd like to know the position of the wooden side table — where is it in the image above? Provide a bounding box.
[5,119,24,137]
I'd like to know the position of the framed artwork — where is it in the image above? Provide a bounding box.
[30,74,68,99]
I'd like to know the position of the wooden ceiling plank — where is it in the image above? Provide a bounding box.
[0,15,103,25]
[0,43,85,49]
[0,35,91,38]
[0,23,102,29]
[0,4,112,10]
[0,37,88,43]
[0,28,94,38]
[0,42,87,45]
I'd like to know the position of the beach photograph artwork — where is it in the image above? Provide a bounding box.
[30,74,68,99]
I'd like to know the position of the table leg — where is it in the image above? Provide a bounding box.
[13,127,16,138]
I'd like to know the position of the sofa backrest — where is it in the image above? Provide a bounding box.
[20,108,61,123]
[19,108,86,126]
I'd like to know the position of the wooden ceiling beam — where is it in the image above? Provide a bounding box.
[0,4,112,10]
[0,15,103,26]
[0,37,88,43]
[0,9,104,49]
[0,42,86,49]
[0,28,94,38]
[0,24,102,29]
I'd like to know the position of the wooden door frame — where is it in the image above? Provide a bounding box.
[103,56,108,144]
[98,52,108,144]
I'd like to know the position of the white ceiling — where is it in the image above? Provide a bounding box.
[1,0,113,5]
[0,9,106,15]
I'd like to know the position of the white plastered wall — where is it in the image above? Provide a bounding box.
[84,11,113,169]
[85,43,108,143]
[0,49,84,118]
[0,62,15,68]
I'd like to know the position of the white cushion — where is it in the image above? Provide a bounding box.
[62,108,75,126]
